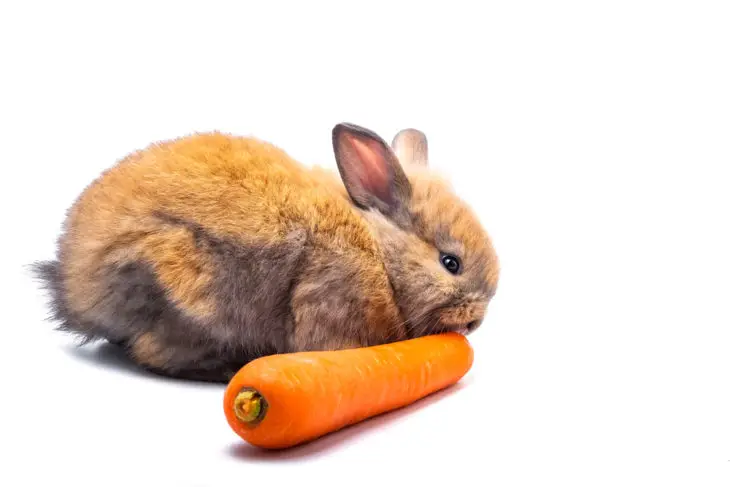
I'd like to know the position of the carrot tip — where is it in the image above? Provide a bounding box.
[233,387,267,426]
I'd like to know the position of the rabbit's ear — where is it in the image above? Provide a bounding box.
[392,128,428,167]
[332,123,412,217]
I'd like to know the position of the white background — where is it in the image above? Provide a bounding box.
[1,1,728,486]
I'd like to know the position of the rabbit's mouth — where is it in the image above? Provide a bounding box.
[435,303,486,335]
[415,315,483,338]
[402,301,486,339]
[449,320,481,336]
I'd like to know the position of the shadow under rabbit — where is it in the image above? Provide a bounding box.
[64,340,224,389]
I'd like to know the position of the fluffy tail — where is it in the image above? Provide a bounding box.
[31,260,99,344]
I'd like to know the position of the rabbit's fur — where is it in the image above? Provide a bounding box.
[34,123,499,382]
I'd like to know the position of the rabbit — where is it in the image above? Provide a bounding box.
[33,123,500,382]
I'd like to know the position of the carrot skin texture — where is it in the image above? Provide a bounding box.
[223,332,474,449]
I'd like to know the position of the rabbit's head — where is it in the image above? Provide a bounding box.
[332,123,499,338]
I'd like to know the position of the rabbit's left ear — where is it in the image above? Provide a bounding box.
[332,123,412,218]
[392,128,428,167]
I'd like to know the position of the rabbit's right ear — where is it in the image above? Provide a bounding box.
[392,128,428,167]
[332,123,412,218]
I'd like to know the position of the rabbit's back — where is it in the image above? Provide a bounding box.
[66,132,371,245]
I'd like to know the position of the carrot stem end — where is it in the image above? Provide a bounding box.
[233,387,267,425]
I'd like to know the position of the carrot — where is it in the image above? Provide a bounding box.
[223,332,474,449]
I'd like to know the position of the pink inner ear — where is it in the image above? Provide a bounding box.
[349,136,390,199]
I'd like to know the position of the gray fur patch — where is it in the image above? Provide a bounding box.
[155,212,308,353]
[33,213,309,382]
[33,258,245,381]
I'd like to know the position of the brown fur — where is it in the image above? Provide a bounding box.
[34,124,499,382]
[131,332,170,369]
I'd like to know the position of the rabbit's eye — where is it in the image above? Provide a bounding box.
[440,253,461,274]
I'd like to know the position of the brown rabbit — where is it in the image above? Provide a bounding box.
[34,123,499,382]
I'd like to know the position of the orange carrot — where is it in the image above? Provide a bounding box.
[223,332,474,449]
